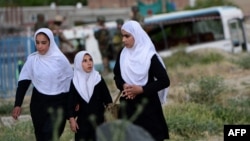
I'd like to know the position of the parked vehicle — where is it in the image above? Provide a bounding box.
[143,6,250,57]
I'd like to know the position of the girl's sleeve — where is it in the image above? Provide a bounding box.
[100,78,113,105]
[14,80,31,107]
[67,81,79,119]
[142,55,170,94]
[113,51,125,91]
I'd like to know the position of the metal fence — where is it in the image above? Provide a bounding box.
[0,36,60,98]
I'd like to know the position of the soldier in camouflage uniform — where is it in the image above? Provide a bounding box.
[94,16,111,74]
[34,13,48,32]
[112,19,124,60]
[131,6,144,25]
[49,15,74,50]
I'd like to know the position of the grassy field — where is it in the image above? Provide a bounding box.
[0,48,250,141]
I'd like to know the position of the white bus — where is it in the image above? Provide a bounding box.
[144,6,250,57]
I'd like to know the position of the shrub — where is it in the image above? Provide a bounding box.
[0,102,13,115]
[212,98,250,124]
[197,52,224,65]
[164,50,224,68]
[0,121,34,141]
[163,98,250,141]
[235,55,250,69]
[164,103,222,140]
[185,75,225,104]
[164,50,198,68]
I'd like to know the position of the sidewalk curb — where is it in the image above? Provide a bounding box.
[0,115,31,127]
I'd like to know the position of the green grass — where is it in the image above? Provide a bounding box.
[164,98,250,140]
[0,121,35,141]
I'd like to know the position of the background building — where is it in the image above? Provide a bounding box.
[0,0,249,36]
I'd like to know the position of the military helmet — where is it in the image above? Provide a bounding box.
[116,18,124,25]
[97,16,105,22]
[131,5,139,12]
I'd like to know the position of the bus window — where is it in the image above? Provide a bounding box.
[147,13,225,50]
[144,6,249,55]
[163,23,193,48]
[228,19,244,47]
[193,18,224,42]
[146,24,167,51]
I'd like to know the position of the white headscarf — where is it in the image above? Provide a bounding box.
[19,28,73,95]
[73,51,101,103]
[120,20,169,104]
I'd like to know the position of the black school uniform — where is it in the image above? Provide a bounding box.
[15,80,68,141]
[67,78,112,141]
[13,28,73,141]
[114,54,170,141]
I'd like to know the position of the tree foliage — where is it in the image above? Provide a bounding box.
[184,0,237,10]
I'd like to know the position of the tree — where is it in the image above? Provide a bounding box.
[184,0,238,10]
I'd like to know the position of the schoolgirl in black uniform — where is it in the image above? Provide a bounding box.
[67,51,112,141]
[113,20,171,141]
[12,28,73,141]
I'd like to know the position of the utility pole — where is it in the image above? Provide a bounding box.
[189,0,196,7]
[162,0,166,13]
